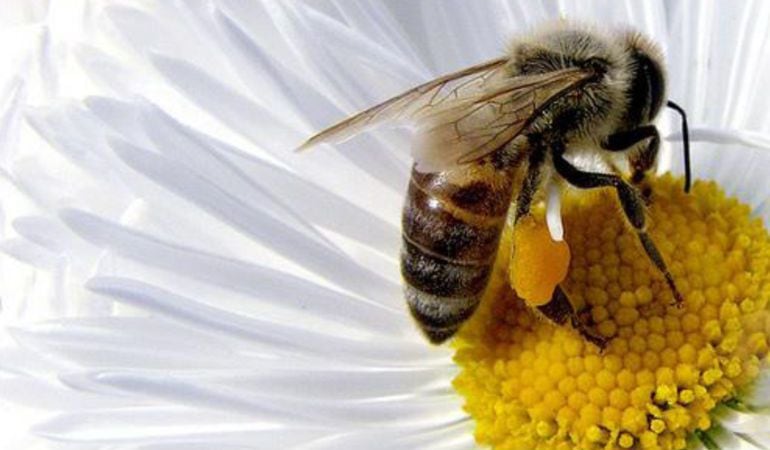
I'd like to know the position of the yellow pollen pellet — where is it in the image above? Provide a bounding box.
[452,176,770,450]
[512,216,571,305]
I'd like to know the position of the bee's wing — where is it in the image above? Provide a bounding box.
[296,57,509,151]
[412,68,593,172]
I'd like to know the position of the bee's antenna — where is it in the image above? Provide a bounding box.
[666,100,691,193]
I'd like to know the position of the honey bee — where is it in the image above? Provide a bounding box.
[298,22,691,348]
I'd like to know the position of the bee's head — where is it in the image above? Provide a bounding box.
[622,32,666,124]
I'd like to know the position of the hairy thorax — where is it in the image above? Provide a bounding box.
[504,24,634,146]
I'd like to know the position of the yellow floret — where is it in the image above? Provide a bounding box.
[452,176,770,450]
[619,432,635,448]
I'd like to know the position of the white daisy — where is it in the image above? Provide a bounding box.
[1,1,769,449]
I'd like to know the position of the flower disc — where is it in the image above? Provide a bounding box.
[453,175,770,450]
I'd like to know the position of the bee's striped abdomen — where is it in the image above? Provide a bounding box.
[401,165,516,343]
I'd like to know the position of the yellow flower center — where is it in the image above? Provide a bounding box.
[452,175,770,450]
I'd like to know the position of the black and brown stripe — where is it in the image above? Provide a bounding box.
[401,160,518,343]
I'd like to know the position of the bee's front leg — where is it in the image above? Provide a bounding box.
[601,125,660,202]
[552,150,684,308]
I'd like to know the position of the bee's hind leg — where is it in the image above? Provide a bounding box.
[537,285,610,351]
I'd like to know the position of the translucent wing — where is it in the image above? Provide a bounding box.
[413,68,593,172]
[296,57,509,151]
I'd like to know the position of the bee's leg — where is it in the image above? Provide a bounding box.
[512,139,608,349]
[601,125,660,200]
[553,151,684,307]
[537,285,610,350]
[512,138,547,223]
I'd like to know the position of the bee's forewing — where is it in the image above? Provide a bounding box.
[411,68,593,172]
[295,57,508,151]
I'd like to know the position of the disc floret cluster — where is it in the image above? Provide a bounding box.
[453,175,770,450]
